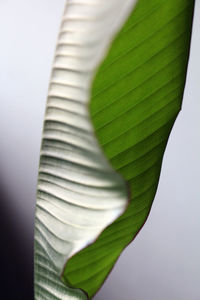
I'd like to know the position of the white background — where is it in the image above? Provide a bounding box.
[0,1,199,299]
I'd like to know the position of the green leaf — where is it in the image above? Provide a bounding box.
[34,0,194,299]
[63,0,194,298]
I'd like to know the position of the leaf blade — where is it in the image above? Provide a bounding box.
[34,0,138,299]
[64,0,194,297]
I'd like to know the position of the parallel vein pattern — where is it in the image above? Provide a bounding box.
[64,0,195,297]
[34,0,137,299]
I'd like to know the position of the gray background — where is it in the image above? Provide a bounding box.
[0,1,199,299]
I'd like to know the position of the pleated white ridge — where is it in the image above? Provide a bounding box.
[34,0,137,299]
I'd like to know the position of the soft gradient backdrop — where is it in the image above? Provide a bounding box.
[0,1,199,299]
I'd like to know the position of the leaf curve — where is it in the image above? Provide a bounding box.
[35,0,195,299]
[34,0,137,299]
[63,0,195,298]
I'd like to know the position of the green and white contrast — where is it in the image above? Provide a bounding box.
[34,0,195,299]
[34,0,137,299]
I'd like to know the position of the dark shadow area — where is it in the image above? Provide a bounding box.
[0,182,33,299]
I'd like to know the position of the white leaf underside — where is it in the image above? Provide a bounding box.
[34,0,137,299]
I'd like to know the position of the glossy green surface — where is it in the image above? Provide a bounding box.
[63,0,194,298]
